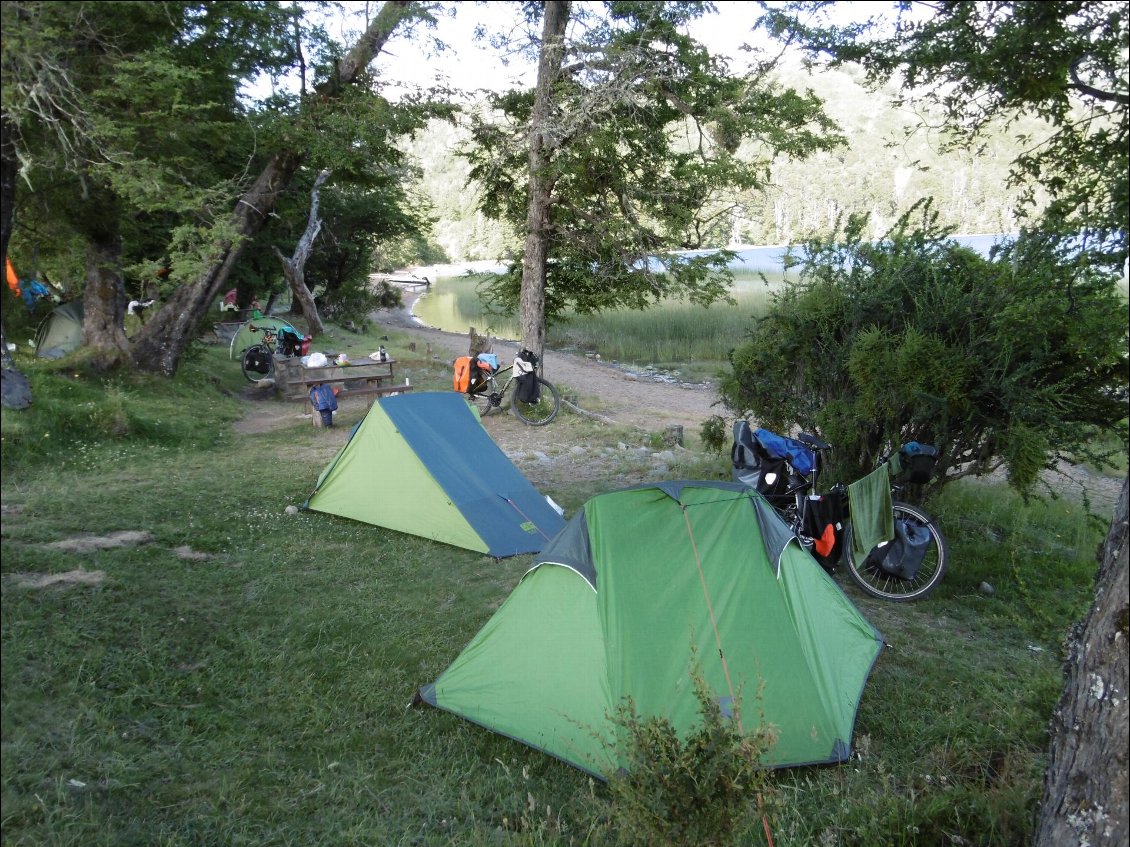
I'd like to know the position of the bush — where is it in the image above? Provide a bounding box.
[719,204,1129,496]
[605,657,776,847]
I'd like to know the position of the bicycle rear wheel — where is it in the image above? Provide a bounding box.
[510,376,560,425]
[241,344,275,384]
[842,501,947,602]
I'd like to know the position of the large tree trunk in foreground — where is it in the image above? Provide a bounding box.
[519,0,570,367]
[1035,476,1129,846]
[274,169,330,337]
[129,0,412,376]
[83,232,131,369]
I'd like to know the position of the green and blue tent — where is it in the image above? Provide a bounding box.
[418,481,883,776]
[305,391,565,557]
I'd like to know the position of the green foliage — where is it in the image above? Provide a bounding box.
[719,203,1129,495]
[700,414,728,453]
[3,1,441,374]
[765,1,1128,270]
[371,232,451,271]
[605,657,776,847]
[464,2,841,322]
[318,278,402,324]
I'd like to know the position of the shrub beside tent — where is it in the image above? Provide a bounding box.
[417,481,884,776]
[305,392,566,557]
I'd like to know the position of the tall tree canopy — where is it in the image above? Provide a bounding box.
[761,0,1128,267]
[2,1,438,379]
[1,1,299,366]
[465,0,842,356]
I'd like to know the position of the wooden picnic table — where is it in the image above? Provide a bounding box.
[274,355,412,425]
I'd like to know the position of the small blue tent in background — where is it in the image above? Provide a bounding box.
[305,392,566,557]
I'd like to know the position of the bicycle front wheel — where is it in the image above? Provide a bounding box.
[468,381,500,417]
[842,501,947,602]
[241,344,275,384]
[510,377,560,425]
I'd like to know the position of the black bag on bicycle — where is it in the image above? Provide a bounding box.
[514,349,540,403]
[869,518,931,580]
[244,347,271,374]
[802,484,848,573]
[730,420,792,507]
[898,442,939,485]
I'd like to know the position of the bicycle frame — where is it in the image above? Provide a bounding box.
[467,364,513,405]
[732,425,948,601]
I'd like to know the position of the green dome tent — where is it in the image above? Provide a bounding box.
[418,481,883,776]
[34,299,84,359]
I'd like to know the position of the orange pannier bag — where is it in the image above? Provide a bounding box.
[453,356,473,392]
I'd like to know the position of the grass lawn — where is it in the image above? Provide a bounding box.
[1,325,1122,846]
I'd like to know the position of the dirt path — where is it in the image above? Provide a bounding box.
[367,291,721,434]
[231,291,722,453]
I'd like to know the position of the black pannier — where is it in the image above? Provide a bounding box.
[731,420,793,508]
[898,442,939,485]
[515,349,540,403]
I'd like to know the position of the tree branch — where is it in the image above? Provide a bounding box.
[1069,57,1130,106]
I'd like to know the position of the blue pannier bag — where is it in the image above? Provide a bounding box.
[752,427,817,477]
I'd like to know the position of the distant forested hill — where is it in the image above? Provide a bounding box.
[402,59,1046,263]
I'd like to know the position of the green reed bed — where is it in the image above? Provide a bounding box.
[415,271,782,376]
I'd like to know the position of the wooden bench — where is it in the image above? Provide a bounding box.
[274,355,413,425]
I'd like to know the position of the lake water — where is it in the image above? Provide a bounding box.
[411,235,1016,336]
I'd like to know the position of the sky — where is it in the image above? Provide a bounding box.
[245,2,906,103]
[250,2,898,102]
[358,1,795,98]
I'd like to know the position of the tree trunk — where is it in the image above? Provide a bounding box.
[274,169,330,336]
[82,233,131,370]
[1035,476,1129,846]
[129,0,413,376]
[519,0,570,367]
